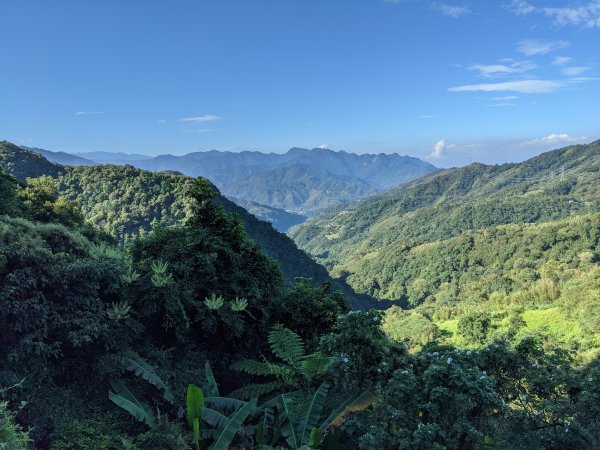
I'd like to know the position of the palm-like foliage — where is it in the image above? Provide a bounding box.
[108,379,157,429]
[108,353,174,428]
[231,325,334,400]
[122,353,174,403]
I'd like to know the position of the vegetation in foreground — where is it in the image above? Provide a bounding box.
[1,139,600,449]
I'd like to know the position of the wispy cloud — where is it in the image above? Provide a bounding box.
[543,2,600,28]
[449,79,565,94]
[517,39,569,56]
[433,3,471,18]
[505,0,536,16]
[180,114,223,123]
[469,61,536,78]
[562,66,590,76]
[492,95,519,100]
[487,102,517,107]
[551,56,573,66]
[75,111,103,116]
[520,133,589,146]
[158,119,167,123]
[198,128,213,133]
[318,144,330,149]
[419,114,435,119]
[430,139,456,159]
[506,1,600,28]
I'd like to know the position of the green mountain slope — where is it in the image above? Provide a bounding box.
[223,164,378,215]
[0,142,376,308]
[0,141,63,181]
[290,140,600,303]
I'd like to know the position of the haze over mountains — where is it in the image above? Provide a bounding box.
[24,145,436,230]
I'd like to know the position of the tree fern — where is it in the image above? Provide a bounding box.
[268,325,305,368]
[108,379,157,429]
[231,359,279,377]
[299,353,335,384]
[229,381,288,400]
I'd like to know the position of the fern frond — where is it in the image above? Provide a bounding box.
[299,353,335,382]
[231,359,277,377]
[229,381,287,401]
[268,325,305,368]
[122,353,174,403]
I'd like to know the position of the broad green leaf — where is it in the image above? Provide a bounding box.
[187,384,205,426]
[208,398,257,450]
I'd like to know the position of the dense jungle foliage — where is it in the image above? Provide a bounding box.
[1,140,600,449]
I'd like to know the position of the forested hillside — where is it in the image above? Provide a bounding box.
[0,141,376,309]
[223,164,377,214]
[291,141,600,303]
[2,156,600,449]
[0,141,63,182]
[67,146,437,217]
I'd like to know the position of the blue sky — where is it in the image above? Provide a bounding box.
[1,0,598,167]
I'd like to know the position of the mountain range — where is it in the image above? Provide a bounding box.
[21,146,436,226]
[0,140,378,309]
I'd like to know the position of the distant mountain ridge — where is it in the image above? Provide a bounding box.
[69,146,437,219]
[21,146,96,166]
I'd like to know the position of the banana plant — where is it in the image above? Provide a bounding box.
[254,382,374,449]
[188,362,261,449]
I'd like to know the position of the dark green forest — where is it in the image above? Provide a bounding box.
[1,140,600,449]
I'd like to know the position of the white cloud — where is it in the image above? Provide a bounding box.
[505,0,536,15]
[469,61,536,78]
[562,66,590,76]
[430,139,456,159]
[520,133,589,146]
[180,114,223,123]
[449,77,596,94]
[487,102,517,107]
[551,56,573,66]
[543,2,600,28]
[517,39,569,56]
[158,119,167,123]
[75,111,103,116]
[449,79,563,93]
[318,144,330,149]
[198,128,213,133]
[419,114,435,119]
[492,95,519,100]
[433,3,471,18]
